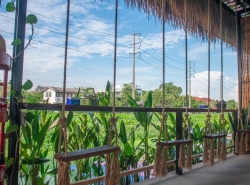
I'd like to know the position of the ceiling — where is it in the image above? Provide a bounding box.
[221,0,250,17]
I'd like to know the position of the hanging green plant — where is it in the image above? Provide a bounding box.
[11,38,22,46]
[22,79,33,91]
[6,2,16,12]
[26,14,38,24]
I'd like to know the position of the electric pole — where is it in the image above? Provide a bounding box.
[130,33,141,99]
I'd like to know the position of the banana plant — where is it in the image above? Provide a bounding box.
[191,124,204,155]
[127,91,153,179]
[118,121,144,184]
[67,114,97,181]
[20,110,59,185]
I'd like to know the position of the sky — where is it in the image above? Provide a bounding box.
[0,0,239,101]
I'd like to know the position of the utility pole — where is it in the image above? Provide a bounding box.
[188,61,195,108]
[130,33,141,99]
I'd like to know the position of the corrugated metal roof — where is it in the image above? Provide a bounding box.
[42,86,80,93]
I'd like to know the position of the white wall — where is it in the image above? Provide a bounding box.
[43,90,56,104]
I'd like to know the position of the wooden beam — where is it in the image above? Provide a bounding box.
[21,103,237,113]
[55,146,120,162]
[157,140,192,147]
[203,134,227,139]
[214,0,238,16]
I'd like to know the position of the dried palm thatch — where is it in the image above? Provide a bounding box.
[124,0,236,47]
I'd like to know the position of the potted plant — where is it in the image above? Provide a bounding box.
[215,100,227,110]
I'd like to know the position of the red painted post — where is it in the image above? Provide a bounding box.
[0,35,12,185]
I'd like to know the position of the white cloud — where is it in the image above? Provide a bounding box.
[190,71,238,101]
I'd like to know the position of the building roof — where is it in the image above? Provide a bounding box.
[42,86,80,93]
[193,97,214,103]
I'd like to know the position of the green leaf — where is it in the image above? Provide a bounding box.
[24,112,35,123]
[119,121,127,144]
[22,123,32,145]
[47,169,57,175]
[6,2,16,12]
[31,110,39,141]
[66,111,74,127]
[144,91,152,108]
[26,14,38,24]
[20,149,31,160]
[10,90,16,97]
[37,117,52,146]
[21,158,50,165]
[20,143,32,149]
[6,157,14,170]
[168,113,176,125]
[124,143,133,156]
[22,79,33,90]
[11,38,22,46]
[6,124,19,134]
[130,129,135,147]
[36,177,44,185]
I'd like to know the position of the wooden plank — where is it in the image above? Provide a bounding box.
[236,130,250,133]
[203,134,227,139]
[157,140,192,147]
[55,145,120,162]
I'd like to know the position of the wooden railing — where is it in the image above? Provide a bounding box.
[71,146,234,185]
[21,103,237,185]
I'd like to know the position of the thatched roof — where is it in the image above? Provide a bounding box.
[124,0,238,47]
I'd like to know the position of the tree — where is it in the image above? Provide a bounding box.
[22,91,43,103]
[119,83,140,106]
[227,100,236,109]
[148,82,183,107]
[35,85,46,92]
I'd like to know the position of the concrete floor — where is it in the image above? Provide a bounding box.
[134,153,250,185]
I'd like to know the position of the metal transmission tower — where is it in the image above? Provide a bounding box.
[129,33,141,99]
[188,61,195,108]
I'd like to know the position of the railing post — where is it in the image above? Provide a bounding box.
[176,111,183,175]
[232,110,238,154]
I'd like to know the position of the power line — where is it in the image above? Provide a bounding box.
[32,39,132,58]
[25,9,134,40]
[0,30,132,58]
[139,48,185,71]
[0,13,14,20]
[139,38,185,65]
[192,77,219,89]
[0,14,131,49]
[34,25,114,45]
[137,58,185,78]
[137,57,161,71]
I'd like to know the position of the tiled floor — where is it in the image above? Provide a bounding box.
[134,153,250,185]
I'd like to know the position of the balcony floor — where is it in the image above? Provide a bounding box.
[134,153,250,185]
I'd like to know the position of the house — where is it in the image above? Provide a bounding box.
[193,97,216,109]
[42,86,80,104]
[193,97,214,104]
